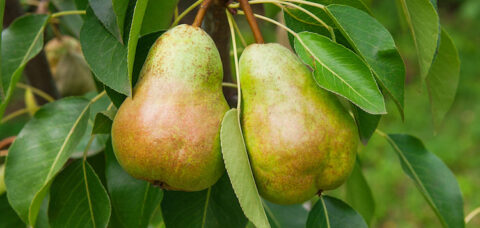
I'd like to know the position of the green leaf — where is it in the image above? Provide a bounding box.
[352,106,381,145]
[287,0,370,26]
[140,0,178,35]
[294,32,386,114]
[345,160,375,225]
[326,4,405,116]
[264,3,281,18]
[0,14,49,119]
[89,0,123,42]
[264,201,308,228]
[75,0,89,10]
[127,0,149,89]
[220,109,270,228]
[0,194,25,228]
[306,195,368,228]
[92,107,117,135]
[105,85,127,108]
[0,0,5,96]
[284,8,331,47]
[133,31,165,86]
[4,97,90,225]
[384,134,464,228]
[398,0,440,79]
[0,164,4,195]
[51,0,83,37]
[147,206,164,228]
[48,160,111,228]
[161,174,248,228]
[112,0,130,40]
[283,0,371,48]
[81,8,130,96]
[105,138,163,228]
[71,92,111,158]
[426,29,460,128]
[34,193,50,228]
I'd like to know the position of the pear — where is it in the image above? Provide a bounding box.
[111,25,229,191]
[240,43,358,204]
[45,36,96,96]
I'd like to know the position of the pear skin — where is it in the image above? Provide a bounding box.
[111,25,229,191]
[240,43,358,204]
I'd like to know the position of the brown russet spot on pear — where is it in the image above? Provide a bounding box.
[239,43,358,205]
[111,25,229,191]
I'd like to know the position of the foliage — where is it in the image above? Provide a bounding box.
[0,0,473,227]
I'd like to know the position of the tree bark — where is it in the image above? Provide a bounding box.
[4,0,60,104]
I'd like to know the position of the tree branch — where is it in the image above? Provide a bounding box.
[192,0,213,27]
[239,0,264,43]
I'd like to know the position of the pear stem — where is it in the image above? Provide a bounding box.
[238,0,264,44]
[192,0,214,27]
[171,0,203,28]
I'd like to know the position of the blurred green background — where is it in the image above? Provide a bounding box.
[1,0,478,227]
[361,0,479,227]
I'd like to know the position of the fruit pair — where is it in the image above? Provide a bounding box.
[111,25,358,204]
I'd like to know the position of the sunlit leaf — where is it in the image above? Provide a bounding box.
[127,0,149,89]
[326,4,405,116]
[220,109,270,228]
[283,0,371,48]
[294,32,386,114]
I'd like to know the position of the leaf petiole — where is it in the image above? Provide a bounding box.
[0,108,29,124]
[17,83,55,102]
[226,11,242,111]
[222,82,238,88]
[50,10,86,18]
